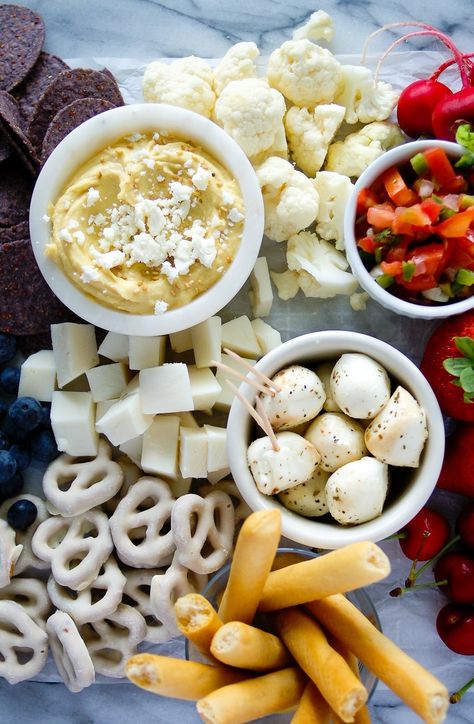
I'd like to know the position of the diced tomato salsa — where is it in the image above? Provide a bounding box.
[355,147,474,305]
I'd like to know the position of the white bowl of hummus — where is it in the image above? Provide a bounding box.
[29,103,264,335]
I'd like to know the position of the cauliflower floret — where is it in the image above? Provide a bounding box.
[270,269,300,300]
[267,39,342,108]
[287,231,358,298]
[213,42,260,96]
[325,121,406,178]
[143,58,215,118]
[285,104,345,176]
[214,79,286,161]
[313,171,354,250]
[293,10,334,43]
[350,291,370,311]
[251,124,288,166]
[256,157,319,242]
[335,65,398,124]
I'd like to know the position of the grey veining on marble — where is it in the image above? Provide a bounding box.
[2,1,474,722]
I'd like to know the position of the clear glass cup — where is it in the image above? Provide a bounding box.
[185,546,380,713]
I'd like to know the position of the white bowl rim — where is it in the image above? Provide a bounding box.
[227,330,446,549]
[29,103,264,336]
[344,139,474,320]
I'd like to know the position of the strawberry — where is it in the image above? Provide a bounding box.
[437,424,474,497]
[420,310,474,422]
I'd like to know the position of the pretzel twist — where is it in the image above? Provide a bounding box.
[32,510,113,591]
[46,610,95,692]
[0,578,51,624]
[109,477,176,568]
[123,568,173,644]
[197,480,252,526]
[150,553,208,635]
[171,491,235,574]
[0,519,22,588]
[0,601,48,684]
[43,440,123,517]
[0,495,50,574]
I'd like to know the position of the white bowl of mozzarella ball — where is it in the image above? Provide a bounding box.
[227,330,445,549]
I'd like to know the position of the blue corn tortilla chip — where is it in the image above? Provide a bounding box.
[0,220,29,245]
[0,157,33,227]
[14,52,69,124]
[0,91,39,173]
[0,5,45,92]
[0,129,11,163]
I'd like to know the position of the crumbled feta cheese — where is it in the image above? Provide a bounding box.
[73,230,86,245]
[191,167,211,191]
[42,214,50,223]
[228,207,244,223]
[154,300,168,315]
[80,265,101,283]
[58,228,73,243]
[90,247,126,269]
[85,187,100,207]
[222,191,234,206]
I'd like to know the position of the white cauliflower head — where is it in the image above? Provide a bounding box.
[270,269,300,300]
[143,58,215,118]
[251,123,288,166]
[325,121,406,178]
[256,156,319,242]
[313,171,354,251]
[292,10,334,43]
[335,65,398,124]
[267,39,342,107]
[214,78,286,160]
[213,42,260,96]
[285,104,345,177]
[287,230,358,298]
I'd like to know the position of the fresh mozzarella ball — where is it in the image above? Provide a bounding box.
[259,365,326,431]
[314,361,341,412]
[247,431,321,495]
[326,456,389,525]
[330,353,390,419]
[365,386,428,467]
[304,412,367,472]
[278,467,329,517]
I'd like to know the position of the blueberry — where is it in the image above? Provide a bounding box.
[6,499,37,531]
[0,417,29,443]
[39,404,52,428]
[0,431,10,452]
[8,397,42,433]
[0,471,24,502]
[0,400,7,420]
[0,367,20,395]
[9,444,30,471]
[0,450,17,483]
[30,428,58,463]
[0,333,16,365]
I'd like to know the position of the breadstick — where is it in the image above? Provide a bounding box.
[175,593,223,657]
[218,509,281,623]
[306,595,449,724]
[210,621,292,672]
[330,636,371,724]
[259,541,390,612]
[291,682,332,724]
[196,666,306,724]
[274,607,367,723]
[125,653,248,700]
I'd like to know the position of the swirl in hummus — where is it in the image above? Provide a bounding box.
[45,132,245,314]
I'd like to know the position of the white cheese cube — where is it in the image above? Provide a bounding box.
[204,425,228,472]
[188,366,222,410]
[61,373,91,393]
[214,353,256,412]
[176,411,199,428]
[86,363,129,402]
[129,336,166,370]
[51,323,99,388]
[119,435,143,467]
[139,364,194,414]
[207,467,231,484]
[98,332,129,363]
[251,319,282,355]
[122,374,140,398]
[221,316,261,358]
[169,329,193,353]
[179,427,208,479]
[249,257,273,317]
[191,317,222,368]
[18,350,56,402]
[96,399,118,422]
[95,393,154,446]
[141,415,180,479]
[51,391,98,456]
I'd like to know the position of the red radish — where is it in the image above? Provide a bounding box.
[397,79,452,138]
[433,88,474,140]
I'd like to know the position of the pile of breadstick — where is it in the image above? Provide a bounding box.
[126,510,449,724]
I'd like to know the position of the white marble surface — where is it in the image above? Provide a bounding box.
[2,1,474,722]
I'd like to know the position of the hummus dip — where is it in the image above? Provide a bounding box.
[45,132,245,314]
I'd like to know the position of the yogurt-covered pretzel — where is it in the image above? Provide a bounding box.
[43,440,123,517]
[46,610,95,692]
[171,491,235,575]
[109,477,176,568]
[32,510,113,591]
[0,578,51,624]
[150,553,208,635]
[0,600,48,683]
[123,568,173,644]
[47,556,126,625]
[0,495,50,574]
[80,603,146,678]
[0,519,22,588]
[197,480,252,526]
